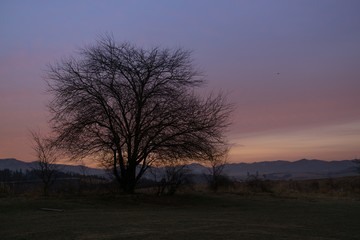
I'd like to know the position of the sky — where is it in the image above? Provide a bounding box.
[1,0,360,164]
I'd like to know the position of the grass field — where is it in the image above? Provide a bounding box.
[1,194,359,240]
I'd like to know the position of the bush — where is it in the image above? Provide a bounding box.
[245,174,272,193]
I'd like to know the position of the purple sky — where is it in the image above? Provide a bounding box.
[1,0,359,163]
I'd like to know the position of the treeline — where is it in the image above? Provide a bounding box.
[0,168,104,183]
[1,167,360,199]
[0,165,231,197]
[0,168,109,197]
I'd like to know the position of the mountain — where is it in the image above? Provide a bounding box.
[146,159,358,180]
[223,159,358,180]
[0,158,38,170]
[0,158,358,180]
[0,158,107,177]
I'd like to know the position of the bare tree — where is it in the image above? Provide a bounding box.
[30,131,59,196]
[206,149,231,192]
[47,35,233,193]
[150,162,190,196]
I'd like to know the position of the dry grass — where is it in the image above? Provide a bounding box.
[190,176,360,200]
[1,193,360,240]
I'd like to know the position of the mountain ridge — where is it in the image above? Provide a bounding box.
[0,158,107,176]
[0,158,358,180]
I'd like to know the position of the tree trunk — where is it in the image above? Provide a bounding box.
[43,182,49,196]
[125,163,137,194]
[117,161,137,194]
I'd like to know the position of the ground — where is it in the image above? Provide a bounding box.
[0,194,359,240]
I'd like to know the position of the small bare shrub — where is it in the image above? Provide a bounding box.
[245,173,271,193]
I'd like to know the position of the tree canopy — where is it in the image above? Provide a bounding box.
[47,36,232,193]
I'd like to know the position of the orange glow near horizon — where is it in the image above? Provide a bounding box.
[2,121,359,165]
[228,121,360,163]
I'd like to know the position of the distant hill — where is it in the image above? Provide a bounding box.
[0,158,38,170]
[223,159,358,180]
[0,158,358,180]
[0,158,107,177]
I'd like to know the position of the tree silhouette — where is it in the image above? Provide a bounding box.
[206,149,230,192]
[47,35,232,193]
[30,130,59,196]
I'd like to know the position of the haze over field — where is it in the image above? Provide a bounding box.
[1,158,358,181]
[1,1,359,163]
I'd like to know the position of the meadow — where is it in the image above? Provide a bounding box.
[1,193,360,240]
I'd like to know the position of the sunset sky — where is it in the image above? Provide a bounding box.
[1,0,359,164]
